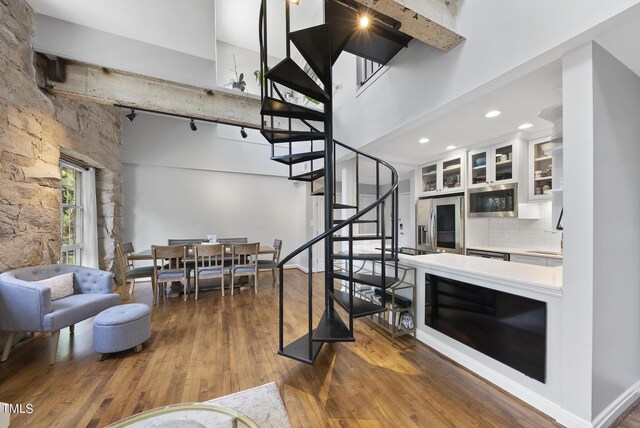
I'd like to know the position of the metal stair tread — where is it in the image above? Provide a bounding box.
[261,97,325,122]
[271,151,324,165]
[312,310,354,342]
[260,129,325,144]
[278,330,324,364]
[333,272,397,288]
[331,253,398,261]
[333,219,377,224]
[332,203,357,209]
[289,24,331,86]
[290,168,325,182]
[330,289,386,318]
[266,58,329,102]
[332,235,392,241]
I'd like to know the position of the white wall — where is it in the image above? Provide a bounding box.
[591,42,640,419]
[561,41,596,426]
[123,112,286,177]
[33,15,217,88]
[122,112,307,266]
[560,41,640,426]
[333,0,640,150]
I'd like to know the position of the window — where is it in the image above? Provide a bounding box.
[357,57,383,88]
[60,162,84,265]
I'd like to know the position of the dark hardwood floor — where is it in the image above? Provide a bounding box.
[0,269,636,427]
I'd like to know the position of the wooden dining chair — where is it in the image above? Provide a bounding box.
[116,242,156,301]
[218,238,248,267]
[257,239,282,286]
[152,245,190,302]
[193,244,227,299]
[230,242,259,294]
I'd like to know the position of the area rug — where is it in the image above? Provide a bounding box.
[202,382,292,428]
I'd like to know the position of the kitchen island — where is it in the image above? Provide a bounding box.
[394,252,564,418]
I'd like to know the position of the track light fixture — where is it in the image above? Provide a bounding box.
[190,118,197,131]
[240,127,247,139]
[358,15,370,28]
[125,108,136,122]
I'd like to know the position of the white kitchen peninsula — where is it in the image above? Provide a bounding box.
[397,253,564,417]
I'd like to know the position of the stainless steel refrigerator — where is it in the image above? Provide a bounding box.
[416,195,465,254]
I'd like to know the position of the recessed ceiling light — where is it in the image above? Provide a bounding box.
[518,123,533,130]
[485,110,501,118]
[359,15,369,28]
[446,145,457,150]
[418,138,430,144]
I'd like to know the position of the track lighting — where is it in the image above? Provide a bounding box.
[240,127,247,139]
[190,119,197,131]
[125,108,136,122]
[358,15,369,28]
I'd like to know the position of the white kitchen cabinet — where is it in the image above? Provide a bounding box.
[419,154,466,197]
[468,140,520,188]
[510,253,563,267]
[528,138,554,201]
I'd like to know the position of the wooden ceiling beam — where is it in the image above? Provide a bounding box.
[350,0,465,52]
[41,59,263,128]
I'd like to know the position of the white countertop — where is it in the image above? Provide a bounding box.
[466,245,563,260]
[397,253,563,296]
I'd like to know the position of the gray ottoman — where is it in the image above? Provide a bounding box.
[94,303,151,360]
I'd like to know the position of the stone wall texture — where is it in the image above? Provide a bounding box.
[0,0,123,275]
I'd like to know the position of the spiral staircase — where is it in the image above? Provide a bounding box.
[259,0,410,364]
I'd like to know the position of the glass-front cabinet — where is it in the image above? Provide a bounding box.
[528,138,553,200]
[467,140,518,189]
[420,154,465,196]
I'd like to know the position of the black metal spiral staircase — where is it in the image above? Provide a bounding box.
[259,0,409,364]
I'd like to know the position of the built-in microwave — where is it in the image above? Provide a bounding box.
[468,183,518,217]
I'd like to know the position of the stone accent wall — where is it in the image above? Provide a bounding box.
[0,0,123,275]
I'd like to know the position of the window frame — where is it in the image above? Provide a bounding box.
[60,161,85,266]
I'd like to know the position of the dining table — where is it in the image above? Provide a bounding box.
[124,244,277,301]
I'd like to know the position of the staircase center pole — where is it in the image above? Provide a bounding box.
[324,23,335,317]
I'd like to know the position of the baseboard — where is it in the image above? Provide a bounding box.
[592,379,640,428]
[415,330,563,421]
[289,264,307,273]
[555,409,592,428]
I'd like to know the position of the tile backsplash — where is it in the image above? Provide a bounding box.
[488,202,562,250]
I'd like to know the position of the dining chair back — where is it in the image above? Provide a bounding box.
[116,242,156,301]
[230,242,259,294]
[152,245,191,302]
[257,239,283,285]
[193,244,227,299]
[167,239,204,249]
[217,238,248,245]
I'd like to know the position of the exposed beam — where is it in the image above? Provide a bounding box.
[42,59,263,128]
[350,0,465,52]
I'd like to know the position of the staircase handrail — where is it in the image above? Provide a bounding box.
[278,142,398,267]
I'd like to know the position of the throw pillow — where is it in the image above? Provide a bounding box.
[36,272,75,301]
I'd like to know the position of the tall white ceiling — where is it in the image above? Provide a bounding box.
[27,0,216,60]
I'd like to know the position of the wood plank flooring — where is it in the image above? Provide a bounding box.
[0,269,636,427]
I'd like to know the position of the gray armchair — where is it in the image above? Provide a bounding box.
[0,264,120,364]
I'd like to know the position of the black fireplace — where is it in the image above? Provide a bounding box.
[425,274,547,383]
